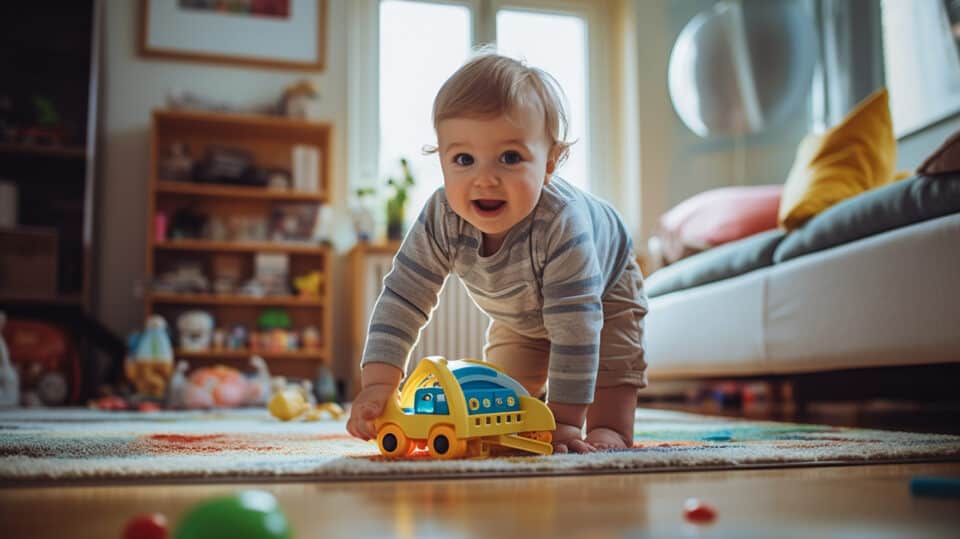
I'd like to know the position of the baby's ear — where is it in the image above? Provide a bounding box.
[544,144,561,181]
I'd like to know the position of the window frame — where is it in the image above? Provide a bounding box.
[347,0,614,206]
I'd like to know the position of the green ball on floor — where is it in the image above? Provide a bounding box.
[175,490,291,539]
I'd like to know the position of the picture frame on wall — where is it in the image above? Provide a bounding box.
[140,0,326,71]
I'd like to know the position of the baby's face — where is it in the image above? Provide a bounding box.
[437,102,557,250]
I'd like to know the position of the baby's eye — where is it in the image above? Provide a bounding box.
[500,151,523,165]
[453,153,474,166]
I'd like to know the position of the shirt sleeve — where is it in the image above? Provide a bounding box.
[540,205,604,404]
[360,190,454,373]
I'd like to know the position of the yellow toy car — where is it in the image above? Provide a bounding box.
[374,356,556,459]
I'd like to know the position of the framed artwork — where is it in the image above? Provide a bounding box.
[140,0,326,71]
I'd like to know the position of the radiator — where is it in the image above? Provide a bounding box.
[363,254,489,374]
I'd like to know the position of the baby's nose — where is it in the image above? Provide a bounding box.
[473,163,500,186]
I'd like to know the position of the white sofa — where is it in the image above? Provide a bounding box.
[645,212,960,382]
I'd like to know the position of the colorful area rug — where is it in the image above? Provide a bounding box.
[1,408,958,482]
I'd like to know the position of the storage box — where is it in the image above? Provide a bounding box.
[0,227,58,296]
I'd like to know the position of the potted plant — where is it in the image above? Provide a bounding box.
[385,158,415,240]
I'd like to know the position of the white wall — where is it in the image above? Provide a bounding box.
[96,1,351,372]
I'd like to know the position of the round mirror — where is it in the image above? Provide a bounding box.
[668,0,817,137]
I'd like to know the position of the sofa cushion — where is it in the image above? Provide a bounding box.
[656,185,782,264]
[646,229,786,298]
[778,89,896,231]
[919,129,960,176]
[773,172,960,263]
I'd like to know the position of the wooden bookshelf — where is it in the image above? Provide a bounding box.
[0,142,87,159]
[156,180,328,202]
[175,349,325,361]
[150,292,326,307]
[155,239,331,255]
[0,292,85,306]
[145,109,333,379]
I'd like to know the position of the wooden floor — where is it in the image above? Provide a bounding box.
[2,461,959,538]
[2,401,958,537]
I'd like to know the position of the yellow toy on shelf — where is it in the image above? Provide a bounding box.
[375,356,556,459]
[293,271,324,297]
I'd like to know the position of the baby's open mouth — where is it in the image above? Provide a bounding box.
[472,199,506,212]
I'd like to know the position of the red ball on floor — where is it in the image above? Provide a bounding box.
[683,498,717,523]
[123,513,168,539]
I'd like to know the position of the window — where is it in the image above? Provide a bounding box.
[372,0,602,220]
[497,9,589,192]
[378,0,472,218]
[881,0,960,136]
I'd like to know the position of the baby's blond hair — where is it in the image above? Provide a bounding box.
[430,52,572,166]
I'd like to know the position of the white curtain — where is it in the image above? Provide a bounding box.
[880,0,960,136]
[813,0,886,130]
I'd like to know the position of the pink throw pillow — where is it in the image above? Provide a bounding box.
[658,185,783,264]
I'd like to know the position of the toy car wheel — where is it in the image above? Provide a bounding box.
[427,424,466,459]
[377,424,414,458]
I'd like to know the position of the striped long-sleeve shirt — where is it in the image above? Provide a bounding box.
[360,178,635,404]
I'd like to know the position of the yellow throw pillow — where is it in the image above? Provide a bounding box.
[778,89,896,230]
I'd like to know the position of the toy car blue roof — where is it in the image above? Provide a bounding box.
[447,360,530,396]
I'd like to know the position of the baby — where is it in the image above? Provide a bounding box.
[347,53,648,453]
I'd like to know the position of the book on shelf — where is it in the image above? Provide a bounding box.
[254,253,290,296]
[292,144,322,194]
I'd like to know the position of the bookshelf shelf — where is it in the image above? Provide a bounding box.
[151,292,326,307]
[174,348,325,361]
[145,109,334,379]
[0,142,87,159]
[156,180,327,202]
[155,239,329,255]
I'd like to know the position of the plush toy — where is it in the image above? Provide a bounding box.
[301,326,321,351]
[169,356,272,409]
[247,355,272,405]
[167,360,190,408]
[177,310,214,351]
[0,312,20,408]
[125,315,175,400]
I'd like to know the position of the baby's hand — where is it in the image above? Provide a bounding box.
[346,383,396,440]
[552,422,595,454]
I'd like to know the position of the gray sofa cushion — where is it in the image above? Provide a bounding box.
[646,229,786,298]
[774,173,960,263]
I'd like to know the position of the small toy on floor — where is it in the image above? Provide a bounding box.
[683,498,717,524]
[909,475,960,498]
[175,490,291,539]
[373,356,556,459]
[123,513,168,539]
[268,378,344,421]
[168,356,272,410]
[123,490,291,539]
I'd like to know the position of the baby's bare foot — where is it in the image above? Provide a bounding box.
[584,427,632,451]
